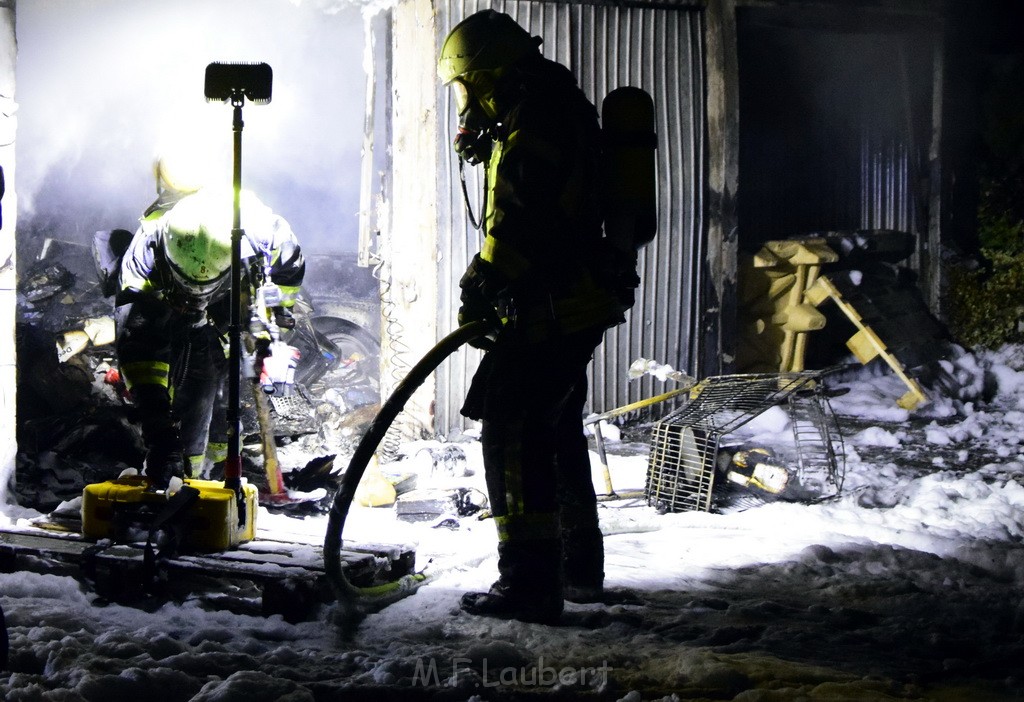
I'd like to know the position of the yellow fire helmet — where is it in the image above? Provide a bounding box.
[153,149,210,196]
[437,10,541,86]
[160,192,233,297]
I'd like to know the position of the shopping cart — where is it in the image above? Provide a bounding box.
[643,370,845,513]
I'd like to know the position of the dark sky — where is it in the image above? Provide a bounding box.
[15,0,367,254]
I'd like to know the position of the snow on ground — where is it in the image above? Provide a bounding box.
[3,346,1024,701]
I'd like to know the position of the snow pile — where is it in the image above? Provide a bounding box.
[2,345,1024,700]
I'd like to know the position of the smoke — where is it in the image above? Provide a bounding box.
[16,0,368,254]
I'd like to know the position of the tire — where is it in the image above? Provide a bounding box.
[308,316,380,396]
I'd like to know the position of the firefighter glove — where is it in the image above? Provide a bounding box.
[460,254,508,301]
[273,306,296,330]
[458,292,501,351]
[459,254,508,349]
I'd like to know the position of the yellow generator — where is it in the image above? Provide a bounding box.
[82,477,258,552]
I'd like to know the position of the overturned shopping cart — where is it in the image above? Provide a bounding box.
[643,370,846,513]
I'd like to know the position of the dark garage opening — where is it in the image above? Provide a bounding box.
[736,7,937,252]
[733,8,951,375]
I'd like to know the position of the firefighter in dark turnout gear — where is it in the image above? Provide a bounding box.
[115,188,304,488]
[440,10,632,624]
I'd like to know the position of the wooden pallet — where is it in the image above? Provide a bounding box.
[0,523,415,622]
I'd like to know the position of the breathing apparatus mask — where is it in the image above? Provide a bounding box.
[450,77,494,165]
[438,8,540,166]
[165,257,228,303]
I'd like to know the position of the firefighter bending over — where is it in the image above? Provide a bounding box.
[114,188,304,489]
[439,10,636,624]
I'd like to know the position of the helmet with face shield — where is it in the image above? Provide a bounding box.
[438,11,541,163]
[159,192,232,299]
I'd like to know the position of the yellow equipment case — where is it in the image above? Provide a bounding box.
[82,477,258,551]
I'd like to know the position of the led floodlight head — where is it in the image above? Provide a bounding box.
[204,62,273,104]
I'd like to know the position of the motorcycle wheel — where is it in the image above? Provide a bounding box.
[308,316,380,397]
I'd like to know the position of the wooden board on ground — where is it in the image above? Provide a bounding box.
[0,522,415,622]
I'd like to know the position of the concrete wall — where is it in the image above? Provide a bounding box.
[377,0,441,441]
[0,0,16,504]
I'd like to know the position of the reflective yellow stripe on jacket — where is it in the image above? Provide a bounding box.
[119,361,170,390]
[277,284,301,308]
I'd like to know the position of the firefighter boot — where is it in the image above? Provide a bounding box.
[132,385,187,490]
[562,525,605,603]
[461,538,563,625]
[144,442,188,490]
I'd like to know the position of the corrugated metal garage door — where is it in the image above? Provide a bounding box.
[434,1,706,432]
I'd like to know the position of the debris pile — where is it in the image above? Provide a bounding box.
[14,240,138,511]
[11,238,382,514]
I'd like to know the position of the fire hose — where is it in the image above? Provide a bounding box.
[323,320,490,615]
